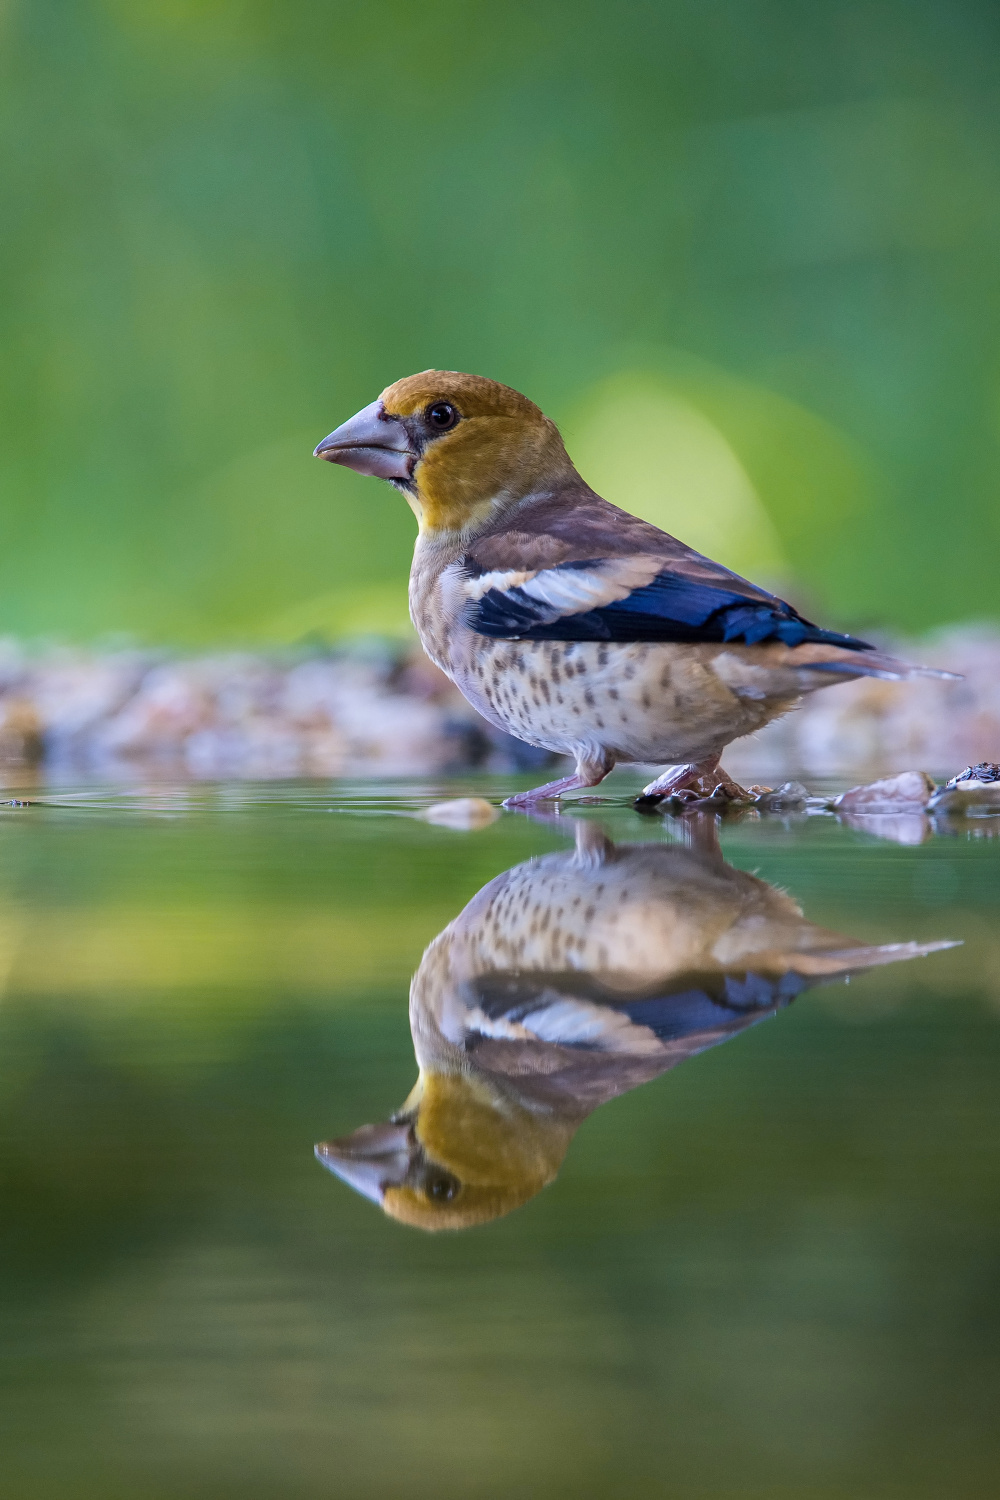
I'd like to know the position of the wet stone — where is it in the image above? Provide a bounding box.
[833,771,937,813]
[929,763,1000,816]
[754,781,810,811]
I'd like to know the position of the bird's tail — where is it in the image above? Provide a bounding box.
[796,647,961,682]
[782,939,960,979]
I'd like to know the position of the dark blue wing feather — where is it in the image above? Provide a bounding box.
[467,562,871,651]
[616,971,804,1041]
[464,970,805,1049]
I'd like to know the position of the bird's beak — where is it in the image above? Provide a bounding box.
[315,1120,414,1206]
[313,399,414,481]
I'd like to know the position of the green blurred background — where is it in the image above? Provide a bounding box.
[3,0,1000,644]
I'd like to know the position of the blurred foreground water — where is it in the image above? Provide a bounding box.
[0,777,998,1498]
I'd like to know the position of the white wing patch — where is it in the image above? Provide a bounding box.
[463,554,664,618]
[463,568,539,600]
[467,993,662,1055]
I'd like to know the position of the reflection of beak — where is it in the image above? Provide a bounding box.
[315,1121,414,1205]
[313,399,414,480]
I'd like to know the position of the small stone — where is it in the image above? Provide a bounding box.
[929,763,1000,815]
[755,781,810,811]
[418,797,499,830]
[833,770,937,813]
[943,762,1000,789]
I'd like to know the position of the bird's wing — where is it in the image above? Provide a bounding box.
[461,496,871,649]
[462,969,799,1056]
[455,972,789,1110]
[461,553,869,649]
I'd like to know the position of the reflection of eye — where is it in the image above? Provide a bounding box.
[427,401,458,431]
[426,1173,460,1202]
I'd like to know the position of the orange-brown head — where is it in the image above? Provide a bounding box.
[314,370,575,535]
[315,1070,575,1232]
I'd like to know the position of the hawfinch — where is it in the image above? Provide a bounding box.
[316,372,954,806]
[316,820,954,1230]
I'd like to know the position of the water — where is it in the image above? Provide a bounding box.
[1,775,998,1499]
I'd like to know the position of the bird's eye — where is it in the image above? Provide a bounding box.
[426,401,458,431]
[426,1173,460,1202]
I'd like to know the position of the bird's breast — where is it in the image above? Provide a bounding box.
[407,552,804,761]
[445,635,792,762]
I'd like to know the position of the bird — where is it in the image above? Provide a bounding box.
[315,818,956,1231]
[314,371,956,807]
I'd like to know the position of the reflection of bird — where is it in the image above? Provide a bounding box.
[317,821,954,1230]
[315,372,954,806]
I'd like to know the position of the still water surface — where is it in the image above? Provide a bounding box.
[1,776,998,1498]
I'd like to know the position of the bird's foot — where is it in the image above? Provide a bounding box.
[504,775,588,808]
[634,761,755,812]
[503,759,613,808]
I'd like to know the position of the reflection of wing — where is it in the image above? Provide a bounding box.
[415,831,959,1115]
[463,969,801,1054]
[449,969,798,1115]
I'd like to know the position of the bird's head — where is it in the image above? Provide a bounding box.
[314,371,575,536]
[315,1070,574,1231]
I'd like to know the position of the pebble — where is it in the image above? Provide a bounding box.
[928,762,1000,816]
[754,781,810,811]
[833,771,937,813]
[944,761,1000,787]
[417,797,500,830]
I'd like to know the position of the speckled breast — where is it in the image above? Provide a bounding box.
[407,551,789,765]
[446,635,782,765]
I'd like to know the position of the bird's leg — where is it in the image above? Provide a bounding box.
[679,812,725,860]
[635,757,753,808]
[504,804,615,865]
[503,753,614,808]
[506,805,614,852]
[571,818,615,868]
[637,762,703,800]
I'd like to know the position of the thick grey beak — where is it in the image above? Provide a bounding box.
[315,1120,414,1206]
[313,399,414,481]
